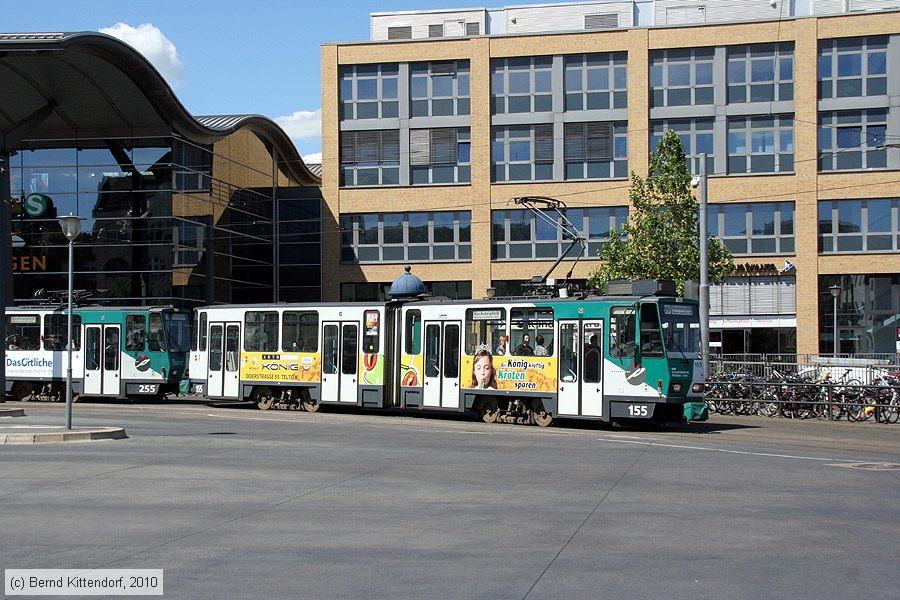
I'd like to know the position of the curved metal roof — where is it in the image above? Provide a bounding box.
[0,31,319,186]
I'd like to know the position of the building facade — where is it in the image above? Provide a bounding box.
[2,33,323,310]
[321,0,900,356]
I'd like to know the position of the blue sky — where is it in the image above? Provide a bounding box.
[3,0,523,161]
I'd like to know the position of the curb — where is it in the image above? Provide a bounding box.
[0,427,128,445]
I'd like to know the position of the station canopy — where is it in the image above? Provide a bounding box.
[0,32,318,185]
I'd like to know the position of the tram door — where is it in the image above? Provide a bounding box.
[207,322,240,399]
[556,320,603,417]
[422,321,461,408]
[83,324,121,396]
[322,322,359,403]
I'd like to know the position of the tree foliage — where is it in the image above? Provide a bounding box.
[587,130,733,294]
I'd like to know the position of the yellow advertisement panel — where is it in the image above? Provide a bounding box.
[461,355,558,392]
[240,352,322,382]
[399,353,424,387]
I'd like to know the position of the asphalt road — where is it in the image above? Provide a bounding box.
[2,400,899,600]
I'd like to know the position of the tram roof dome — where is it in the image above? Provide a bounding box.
[389,266,426,299]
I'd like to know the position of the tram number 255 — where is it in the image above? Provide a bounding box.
[627,404,649,417]
[137,384,158,394]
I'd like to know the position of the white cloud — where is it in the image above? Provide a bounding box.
[302,152,322,163]
[99,22,184,86]
[275,109,321,142]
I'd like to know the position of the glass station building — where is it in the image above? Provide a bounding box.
[1,32,322,309]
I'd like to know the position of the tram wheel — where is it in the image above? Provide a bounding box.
[478,398,499,424]
[531,401,553,427]
[11,381,33,402]
[302,400,320,412]
[253,387,274,410]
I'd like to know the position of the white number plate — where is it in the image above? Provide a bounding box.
[137,384,158,394]
[627,404,649,417]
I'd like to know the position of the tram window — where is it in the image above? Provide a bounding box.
[511,308,554,356]
[244,311,279,352]
[584,326,603,384]
[283,311,318,352]
[104,327,119,371]
[125,314,147,352]
[6,314,40,350]
[43,314,81,351]
[609,307,636,358]
[163,312,191,353]
[148,313,166,352]
[341,324,358,375]
[85,327,101,370]
[559,323,578,382]
[639,303,664,358]
[425,324,441,377]
[225,325,240,372]
[404,310,422,354]
[323,325,338,375]
[209,326,223,372]
[443,324,460,379]
[198,312,208,351]
[464,307,506,355]
[363,310,380,354]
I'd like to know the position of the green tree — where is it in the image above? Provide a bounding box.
[587,130,733,293]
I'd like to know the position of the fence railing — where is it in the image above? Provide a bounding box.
[704,369,900,423]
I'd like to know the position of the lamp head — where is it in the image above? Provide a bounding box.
[828,284,842,298]
[690,176,701,188]
[59,214,82,241]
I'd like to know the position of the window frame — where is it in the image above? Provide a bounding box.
[491,56,554,115]
[726,115,795,175]
[340,211,472,263]
[339,63,400,120]
[649,48,715,108]
[409,60,470,117]
[726,43,794,104]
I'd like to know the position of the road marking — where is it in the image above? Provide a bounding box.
[596,435,849,463]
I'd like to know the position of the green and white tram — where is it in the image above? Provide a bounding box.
[5,305,190,402]
[190,275,705,426]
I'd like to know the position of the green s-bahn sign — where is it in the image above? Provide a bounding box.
[23,193,50,217]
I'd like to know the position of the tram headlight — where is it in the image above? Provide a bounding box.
[691,383,705,393]
[670,383,683,393]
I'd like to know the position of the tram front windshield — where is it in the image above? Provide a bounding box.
[659,303,701,357]
[163,312,191,353]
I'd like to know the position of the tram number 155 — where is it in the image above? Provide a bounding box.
[627,404,649,417]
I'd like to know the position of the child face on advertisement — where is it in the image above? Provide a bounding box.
[473,353,495,389]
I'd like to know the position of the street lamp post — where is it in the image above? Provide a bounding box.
[828,284,842,357]
[59,214,81,429]
[697,154,710,380]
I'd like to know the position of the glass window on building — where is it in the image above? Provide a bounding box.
[339,63,400,120]
[564,121,628,180]
[173,139,212,192]
[410,128,471,184]
[410,60,470,117]
[563,52,627,111]
[491,56,553,114]
[649,47,715,108]
[727,115,794,174]
[727,43,794,103]
[819,275,900,355]
[707,202,794,255]
[340,211,471,263]
[818,198,899,253]
[492,125,553,182]
[341,282,389,302]
[650,119,715,175]
[818,36,888,99]
[339,129,400,186]
[818,110,887,171]
[492,207,626,260]
[427,281,472,300]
